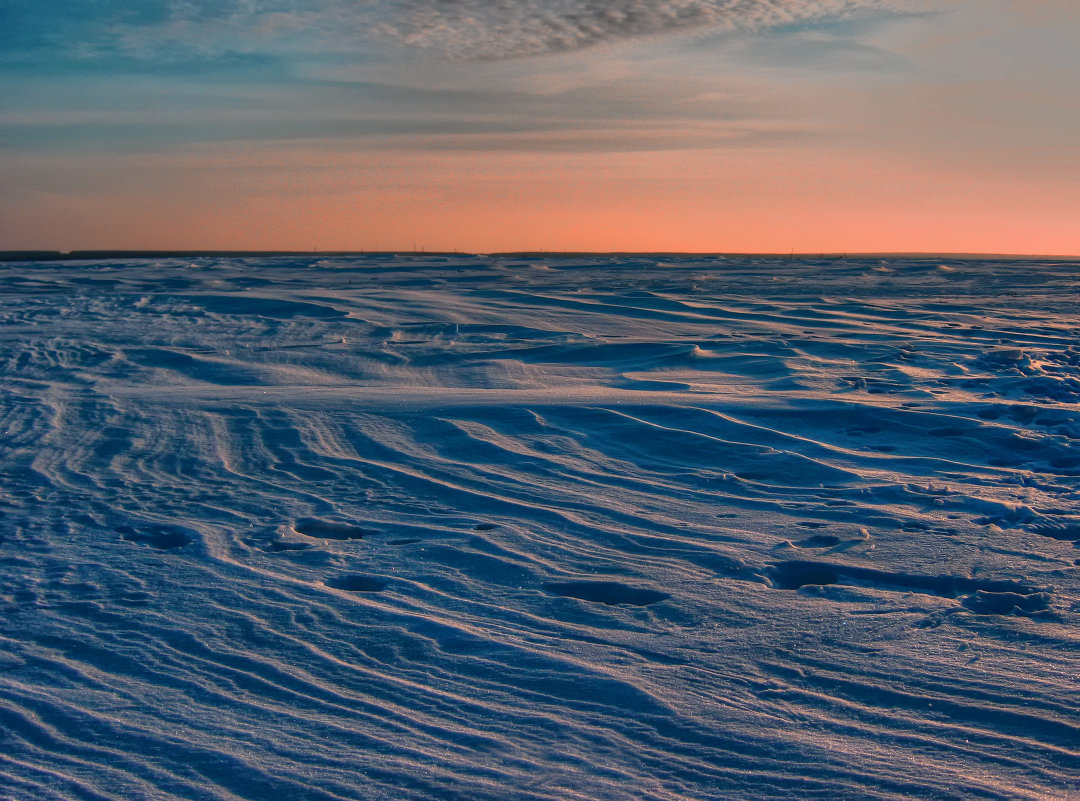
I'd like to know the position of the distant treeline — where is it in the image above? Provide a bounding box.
[0,251,443,262]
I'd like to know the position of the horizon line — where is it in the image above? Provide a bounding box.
[3,250,1079,263]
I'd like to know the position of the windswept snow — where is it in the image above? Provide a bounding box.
[0,254,1077,800]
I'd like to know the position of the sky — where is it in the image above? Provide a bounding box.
[2,0,1079,254]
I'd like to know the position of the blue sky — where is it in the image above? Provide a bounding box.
[2,0,1079,252]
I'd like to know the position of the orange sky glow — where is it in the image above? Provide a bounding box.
[2,0,1078,254]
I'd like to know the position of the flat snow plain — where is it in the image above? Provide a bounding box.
[0,254,1077,800]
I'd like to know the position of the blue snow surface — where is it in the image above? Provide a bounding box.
[0,254,1077,800]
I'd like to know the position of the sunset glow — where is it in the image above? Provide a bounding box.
[3,0,1078,254]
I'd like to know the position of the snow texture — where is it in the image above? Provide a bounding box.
[0,254,1078,800]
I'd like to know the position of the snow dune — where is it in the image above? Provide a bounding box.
[0,254,1077,799]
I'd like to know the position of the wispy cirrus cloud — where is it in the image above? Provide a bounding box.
[0,0,917,158]
[2,0,907,69]
[375,0,899,59]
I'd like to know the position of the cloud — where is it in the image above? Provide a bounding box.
[1,0,906,67]
[375,0,899,59]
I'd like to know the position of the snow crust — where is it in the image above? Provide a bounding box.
[1,254,1077,799]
